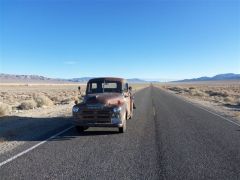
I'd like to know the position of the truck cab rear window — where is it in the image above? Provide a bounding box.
[87,81,121,94]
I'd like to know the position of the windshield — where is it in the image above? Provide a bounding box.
[87,80,122,94]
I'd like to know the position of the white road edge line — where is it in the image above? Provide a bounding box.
[183,99,240,127]
[160,87,240,127]
[0,126,74,168]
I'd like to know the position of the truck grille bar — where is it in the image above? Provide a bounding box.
[77,110,112,123]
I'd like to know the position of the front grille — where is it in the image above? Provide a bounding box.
[79,109,111,123]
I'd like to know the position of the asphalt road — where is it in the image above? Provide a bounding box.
[0,86,240,180]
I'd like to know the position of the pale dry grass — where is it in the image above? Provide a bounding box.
[235,111,240,118]
[0,84,86,114]
[33,94,54,107]
[0,102,11,116]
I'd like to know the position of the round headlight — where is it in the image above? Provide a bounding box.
[72,106,79,113]
[113,107,122,113]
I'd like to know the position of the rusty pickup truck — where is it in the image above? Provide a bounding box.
[72,77,135,133]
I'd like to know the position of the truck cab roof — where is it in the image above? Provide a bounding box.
[88,77,126,83]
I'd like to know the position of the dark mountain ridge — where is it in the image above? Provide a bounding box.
[175,73,240,82]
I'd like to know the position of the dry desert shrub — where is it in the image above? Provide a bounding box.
[0,102,11,116]
[223,96,236,105]
[60,98,72,105]
[50,96,73,105]
[189,89,206,97]
[235,112,240,118]
[33,94,54,107]
[205,90,228,97]
[50,96,61,104]
[236,98,240,105]
[167,86,183,93]
[212,96,224,103]
[18,100,37,110]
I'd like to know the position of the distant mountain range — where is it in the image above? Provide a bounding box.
[1,73,239,84]
[175,73,240,82]
[0,73,63,83]
[0,74,148,83]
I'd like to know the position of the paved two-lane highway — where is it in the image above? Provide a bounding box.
[0,86,240,179]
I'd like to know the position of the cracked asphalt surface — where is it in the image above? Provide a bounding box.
[0,86,240,179]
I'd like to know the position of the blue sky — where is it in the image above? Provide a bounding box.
[0,0,239,80]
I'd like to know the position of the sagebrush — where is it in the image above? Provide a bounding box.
[0,102,11,116]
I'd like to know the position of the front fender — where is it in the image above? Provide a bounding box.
[118,103,128,118]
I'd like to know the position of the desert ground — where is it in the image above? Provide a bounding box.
[156,81,240,121]
[0,84,85,117]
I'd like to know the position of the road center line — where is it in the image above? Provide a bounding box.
[151,89,156,118]
[153,106,156,117]
[0,126,74,168]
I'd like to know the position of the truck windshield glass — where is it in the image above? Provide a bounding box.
[87,81,122,94]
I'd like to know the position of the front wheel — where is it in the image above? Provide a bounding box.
[76,126,88,133]
[129,110,134,119]
[119,114,127,133]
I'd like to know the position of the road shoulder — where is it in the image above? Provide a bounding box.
[155,85,240,126]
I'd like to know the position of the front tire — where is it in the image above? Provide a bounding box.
[76,126,88,133]
[119,114,127,133]
[129,110,133,119]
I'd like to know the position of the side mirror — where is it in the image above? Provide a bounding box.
[124,93,129,98]
[129,86,132,91]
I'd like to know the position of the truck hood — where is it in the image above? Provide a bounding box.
[84,93,124,106]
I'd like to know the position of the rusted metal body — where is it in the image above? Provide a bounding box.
[72,77,134,132]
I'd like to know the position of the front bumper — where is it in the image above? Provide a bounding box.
[72,117,123,127]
